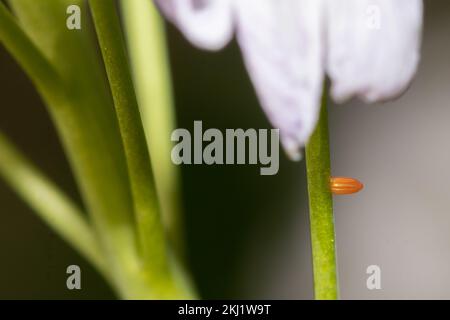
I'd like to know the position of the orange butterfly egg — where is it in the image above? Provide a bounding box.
[330,177,364,195]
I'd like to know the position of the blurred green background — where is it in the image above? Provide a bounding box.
[0,0,449,299]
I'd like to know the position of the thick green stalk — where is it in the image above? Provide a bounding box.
[89,0,182,297]
[0,0,194,298]
[305,93,339,300]
[121,0,185,262]
[0,133,107,276]
[2,0,141,297]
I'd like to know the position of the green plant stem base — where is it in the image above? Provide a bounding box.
[0,0,195,299]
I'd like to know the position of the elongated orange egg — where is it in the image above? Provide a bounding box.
[330,177,364,195]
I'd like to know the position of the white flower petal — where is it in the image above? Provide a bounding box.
[326,0,423,103]
[234,0,326,159]
[154,0,234,50]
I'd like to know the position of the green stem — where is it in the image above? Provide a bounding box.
[305,92,339,300]
[0,2,61,102]
[3,0,142,297]
[121,0,185,263]
[0,132,108,277]
[89,0,179,296]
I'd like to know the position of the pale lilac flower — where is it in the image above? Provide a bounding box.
[155,0,423,159]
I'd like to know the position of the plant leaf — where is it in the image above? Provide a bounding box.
[0,132,108,276]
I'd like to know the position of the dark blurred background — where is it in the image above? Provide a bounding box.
[0,0,449,299]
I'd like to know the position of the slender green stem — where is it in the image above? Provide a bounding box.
[305,92,338,300]
[89,0,177,294]
[120,0,197,298]
[0,2,61,101]
[121,0,185,263]
[0,132,108,276]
